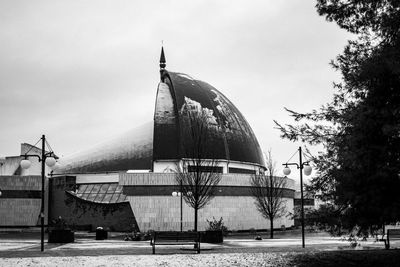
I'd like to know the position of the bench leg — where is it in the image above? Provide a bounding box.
[152,244,155,254]
[197,242,200,254]
[386,239,390,250]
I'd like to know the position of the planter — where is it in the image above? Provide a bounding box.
[96,228,108,240]
[202,230,223,243]
[48,229,75,243]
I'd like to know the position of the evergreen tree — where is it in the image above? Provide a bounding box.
[275,0,400,233]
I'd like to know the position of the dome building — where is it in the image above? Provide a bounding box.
[0,48,294,231]
[51,48,295,231]
[58,48,265,174]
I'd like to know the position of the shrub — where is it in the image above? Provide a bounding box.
[249,228,257,235]
[206,217,228,236]
[52,216,68,230]
[124,232,141,241]
[124,230,153,241]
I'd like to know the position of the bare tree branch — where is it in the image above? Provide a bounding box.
[250,150,287,238]
[175,100,222,231]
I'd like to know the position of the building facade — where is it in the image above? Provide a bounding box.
[0,49,295,231]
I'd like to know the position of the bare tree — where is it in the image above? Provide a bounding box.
[175,99,222,232]
[250,150,287,238]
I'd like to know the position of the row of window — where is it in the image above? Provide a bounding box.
[186,166,257,174]
[73,183,127,204]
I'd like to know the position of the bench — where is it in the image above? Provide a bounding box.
[380,229,400,249]
[150,231,201,254]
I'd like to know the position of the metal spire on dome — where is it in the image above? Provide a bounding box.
[159,45,166,81]
[159,46,166,69]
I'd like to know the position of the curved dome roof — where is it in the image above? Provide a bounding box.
[154,71,264,166]
[56,70,265,174]
[58,122,153,173]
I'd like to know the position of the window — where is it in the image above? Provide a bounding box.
[94,193,106,203]
[102,193,113,203]
[99,184,109,194]
[77,184,88,194]
[229,167,256,174]
[87,193,97,201]
[91,184,101,193]
[84,184,94,193]
[109,193,120,203]
[187,166,223,173]
[71,183,127,204]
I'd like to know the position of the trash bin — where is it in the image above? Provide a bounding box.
[96,227,108,240]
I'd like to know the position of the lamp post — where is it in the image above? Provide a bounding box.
[172,179,183,232]
[20,135,59,252]
[282,146,312,248]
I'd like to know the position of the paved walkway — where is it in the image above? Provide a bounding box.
[0,230,395,258]
[2,231,400,267]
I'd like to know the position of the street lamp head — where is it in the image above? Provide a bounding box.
[20,159,31,169]
[303,165,312,176]
[283,166,291,176]
[45,157,56,168]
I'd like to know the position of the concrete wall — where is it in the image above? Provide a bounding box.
[120,173,295,232]
[75,173,119,184]
[0,175,48,226]
[49,176,137,231]
[0,157,21,176]
[0,143,53,176]
[126,195,293,232]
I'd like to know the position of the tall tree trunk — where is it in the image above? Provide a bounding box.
[194,207,198,232]
[269,175,274,239]
[193,206,199,249]
[270,218,274,239]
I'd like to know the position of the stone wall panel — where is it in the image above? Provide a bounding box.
[122,173,295,231]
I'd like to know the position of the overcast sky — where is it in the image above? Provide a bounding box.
[0,0,353,178]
